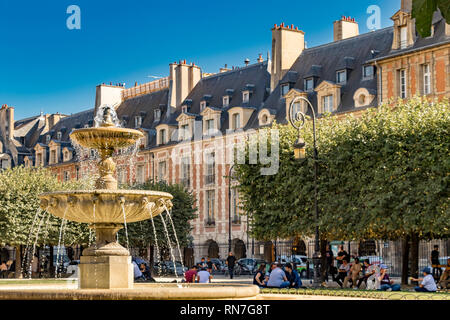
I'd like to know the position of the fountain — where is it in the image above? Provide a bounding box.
[0,105,260,300]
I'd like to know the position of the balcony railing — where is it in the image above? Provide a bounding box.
[122,77,170,101]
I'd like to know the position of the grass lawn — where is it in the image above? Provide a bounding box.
[260,288,450,300]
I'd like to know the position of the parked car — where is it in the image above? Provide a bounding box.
[237,258,260,274]
[164,261,187,276]
[209,258,225,274]
[277,255,310,278]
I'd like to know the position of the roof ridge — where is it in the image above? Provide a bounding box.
[202,61,268,80]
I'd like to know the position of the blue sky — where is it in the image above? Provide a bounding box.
[0,0,399,120]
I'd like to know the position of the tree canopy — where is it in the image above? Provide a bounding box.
[0,166,93,246]
[413,0,450,37]
[235,97,450,243]
[125,181,197,253]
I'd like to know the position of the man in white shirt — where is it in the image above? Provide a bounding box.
[411,267,437,292]
[196,268,212,283]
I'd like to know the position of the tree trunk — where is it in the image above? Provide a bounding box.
[401,235,410,285]
[410,233,419,283]
[14,245,23,279]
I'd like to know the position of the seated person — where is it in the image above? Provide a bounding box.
[139,263,154,281]
[411,267,437,292]
[196,268,212,283]
[284,263,302,289]
[132,260,145,281]
[439,258,450,289]
[333,258,350,288]
[266,262,290,289]
[357,259,379,290]
[253,264,267,288]
[184,265,198,283]
[344,257,362,288]
[378,265,401,291]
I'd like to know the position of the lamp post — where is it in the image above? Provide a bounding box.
[228,164,235,253]
[288,96,321,288]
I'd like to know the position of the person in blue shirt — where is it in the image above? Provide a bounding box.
[411,267,437,292]
[266,262,290,288]
[284,263,302,289]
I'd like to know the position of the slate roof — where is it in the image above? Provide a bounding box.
[42,109,95,144]
[254,26,394,126]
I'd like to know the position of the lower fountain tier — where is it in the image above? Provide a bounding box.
[39,190,173,224]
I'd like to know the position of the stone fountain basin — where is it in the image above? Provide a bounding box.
[39,190,173,224]
[70,127,144,150]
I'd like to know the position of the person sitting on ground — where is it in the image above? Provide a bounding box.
[184,265,198,283]
[266,262,290,289]
[0,261,7,279]
[139,263,154,281]
[357,259,378,290]
[334,258,350,288]
[439,258,450,290]
[132,260,145,281]
[378,265,400,291]
[253,263,267,288]
[344,257,362,288]
[411,267,437,292]
[196,267,212,284]
[284,263,302,289]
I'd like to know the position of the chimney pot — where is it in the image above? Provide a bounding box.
[291,24,294,29]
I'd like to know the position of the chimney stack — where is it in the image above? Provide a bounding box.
[257,53,263,63]
[401,0,412,12]
[334,16,359,41]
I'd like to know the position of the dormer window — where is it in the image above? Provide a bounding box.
[159,129,166,145]
[46,135,51,144]
[200,101,207,111]
[206,119,214,132]
[363,65,375,80]
[135,116,142,128]
[242,91,250,103]
[154,109,161,122]
[304,78,314,91]
[57,132,62,140]
[400,26,407,49]
[223,96,230,107]
[232,113,241,130]
[182,105,188,113]
[336,70,347,84]
[281,84,290,96]
[180,124,190,140]
[322,95,334,113]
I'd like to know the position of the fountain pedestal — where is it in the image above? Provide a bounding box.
[79,223,133,289]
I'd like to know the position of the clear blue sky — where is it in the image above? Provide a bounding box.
[0,0,399,120]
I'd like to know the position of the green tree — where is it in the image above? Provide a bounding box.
[413,0,450,37]
[125,181,197,261]
[235,97,450,278]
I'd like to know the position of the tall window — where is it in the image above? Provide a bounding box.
[205,119,214,133]
[117,168,127,184]
[37,153,42,167]
[400,26,407,49]
[206,190,215,225]
[137,165,145,184]
[158,161,166,182]
[63,171,70,182]
[423,64,431,95]
[322,95,334,113]
[50,150,57,164]
[135,116,142,128]
[180,124,189,140]
[159,129,166,145]
[232,113,241,130]
[231,188,240,223]
[205,152,215,185]
[399,69,407,98]
[181,157,190,188]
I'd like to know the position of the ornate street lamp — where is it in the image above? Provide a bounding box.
[288,96,322,288]
[228,164,235,253]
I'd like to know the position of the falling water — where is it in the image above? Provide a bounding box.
[22,208,43,275]
[39,212,52,274]
[27,211,49,279]
[120,203,130,251]
[55,206,69,278]
[159,212,179,280]
[163,205,185,272]
[147,205,162,276]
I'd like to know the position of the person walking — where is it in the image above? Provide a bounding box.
[411,267,437,292]
[226,252,236,279]
[431,245,442,281]
[325,244,334,282]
